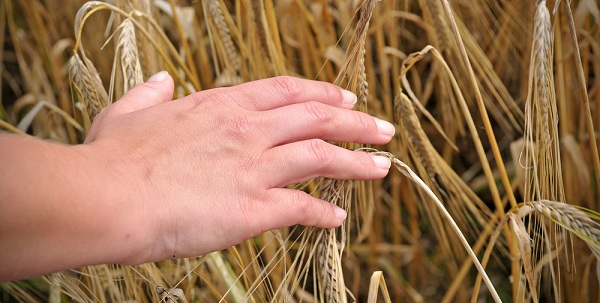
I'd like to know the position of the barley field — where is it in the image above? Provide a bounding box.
[1,0,599,302]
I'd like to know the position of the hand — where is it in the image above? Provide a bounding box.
[79,73,395,265]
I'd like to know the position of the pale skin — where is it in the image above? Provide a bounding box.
[0,73,394,282]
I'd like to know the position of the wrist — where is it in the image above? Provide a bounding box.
[70,142,157,266]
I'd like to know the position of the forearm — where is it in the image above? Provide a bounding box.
[0,134,148,281]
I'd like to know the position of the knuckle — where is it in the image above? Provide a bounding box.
[188,88,226,107]
[236,197,259,235]
[220,114,256,140]
[355,151,374,170]
[272,76,301,101]
[321,82,342,102]
[289,191,314,220]
[307,139,333,166]
[290,191,330,227]
[355,112,374,133]
[238,152,262,176]
[304,101,334,125]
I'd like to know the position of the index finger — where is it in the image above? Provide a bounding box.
[202,76,357,111]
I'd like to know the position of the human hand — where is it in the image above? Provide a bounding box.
[81,72,394,265]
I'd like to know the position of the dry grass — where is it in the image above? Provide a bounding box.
[1,0,600,302]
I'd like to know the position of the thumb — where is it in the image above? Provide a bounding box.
[112,71,175,115]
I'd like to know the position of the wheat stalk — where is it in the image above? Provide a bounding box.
[366,271,392,303]
[73,1,107,48]
[128,0,160,75]
[561,0,600,193]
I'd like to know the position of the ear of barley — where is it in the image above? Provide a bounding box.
[529,200,600,283]
[423,0,450,52]
[533,1,552,148]
[355,0,377,108]
[251,0,268,67]
[316,179,347,303]
[118,19,143,93]
[530,201,600,246]
[68,53,108,119]
[396,92,441,180]
[523,0,564,203]
[206,0,241,71]
[317,229,346,303]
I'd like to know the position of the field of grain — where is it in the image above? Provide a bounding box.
[1,0,599,302]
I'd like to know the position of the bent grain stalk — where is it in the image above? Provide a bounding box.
[376,151,502,303]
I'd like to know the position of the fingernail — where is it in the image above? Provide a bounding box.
[147,71,168,82]
[374,117,395,137]
[333,205,347,220]
[371,154,392,169]
[341,89,357,107]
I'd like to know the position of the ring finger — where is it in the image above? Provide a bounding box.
[260,139,391,188]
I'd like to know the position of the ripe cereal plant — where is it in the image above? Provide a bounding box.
[518,2,566,300]
[1,0,600,302]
